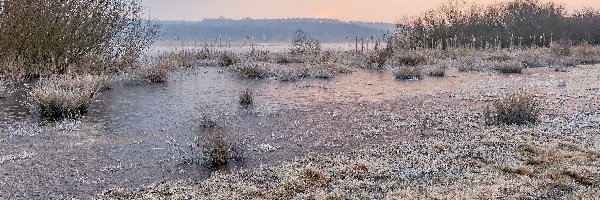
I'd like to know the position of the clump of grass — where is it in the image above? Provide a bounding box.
[484,92,540,125]
[427,65,446,77]
[218,52,239,67]
[394,66,423,80]
[169,110,245,166]
[31,75,107,118]
[239,88,254,106]
[235,63,270,78]
[494,61,524,74]
[201,127,245,166]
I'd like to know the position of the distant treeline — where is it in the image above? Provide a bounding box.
[158,18,395,43]
[399,0,600,49]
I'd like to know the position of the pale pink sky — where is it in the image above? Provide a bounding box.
[142,0,600,23]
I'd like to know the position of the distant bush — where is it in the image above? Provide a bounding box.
[485,92,540,125]
[290,29,321,55]
[0,0,159,77]
[239,88,254,106]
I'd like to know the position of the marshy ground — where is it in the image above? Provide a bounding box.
[1,47,599,198]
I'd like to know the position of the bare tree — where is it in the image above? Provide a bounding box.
[0,0,159,77]
[290,29,321,55]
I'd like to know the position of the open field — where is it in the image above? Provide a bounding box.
[1,44,599,198]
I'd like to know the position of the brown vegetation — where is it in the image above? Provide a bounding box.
[239,88,254,106]
[485,92,540,125]
[31,75,112,118]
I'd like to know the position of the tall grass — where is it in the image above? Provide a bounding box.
[239,88,254,106]
[484,92,540,125]
[31,75,111,118]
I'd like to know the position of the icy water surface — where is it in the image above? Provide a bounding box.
[0,67,477,198]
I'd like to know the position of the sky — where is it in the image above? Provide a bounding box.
[142,0,600,23]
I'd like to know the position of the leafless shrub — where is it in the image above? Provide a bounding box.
[239,88,254,106]
[290,29,321,55]
[0,0,159,77]
[484,92,540,125]
[394,66,423,80]
[31,75,109,118]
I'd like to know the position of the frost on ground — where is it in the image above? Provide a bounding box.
[0,151,35,164]
[100,67,600,199]
[100,110,600,199]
